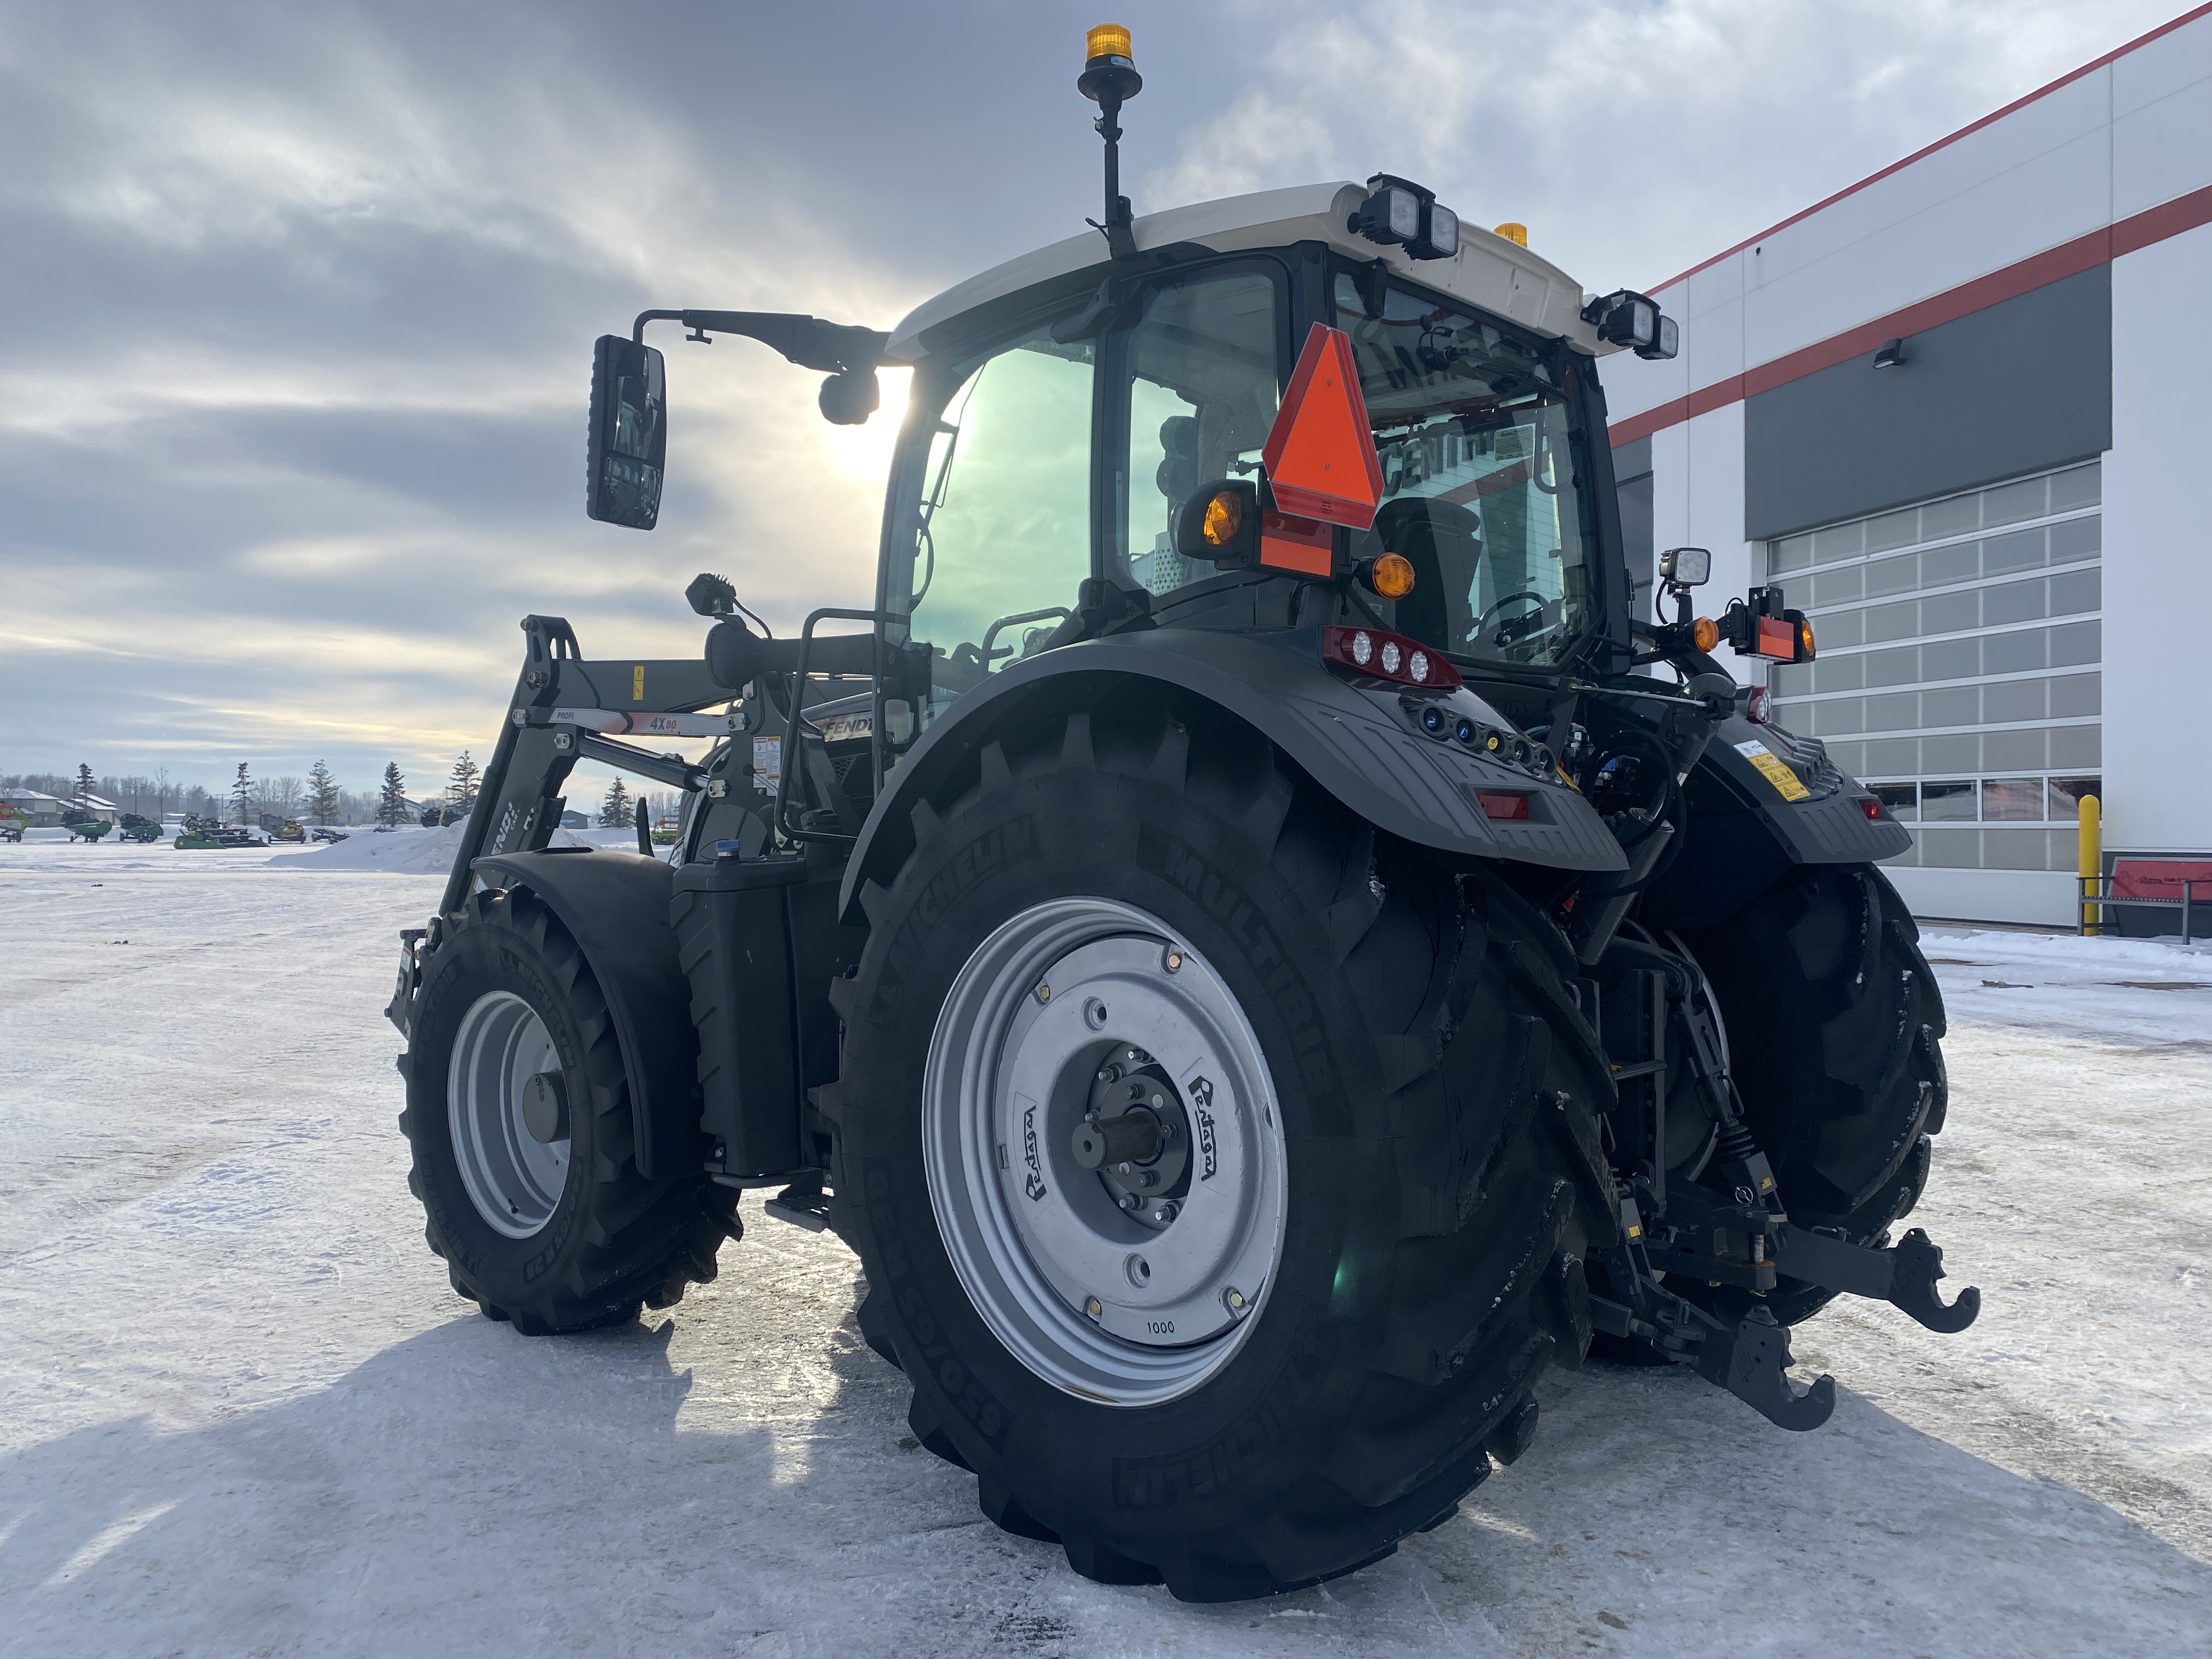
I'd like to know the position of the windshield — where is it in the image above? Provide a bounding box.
[1332,272,1599,667]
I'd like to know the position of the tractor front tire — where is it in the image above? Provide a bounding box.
[826,703,1616,1601]
[399,886,739,1333]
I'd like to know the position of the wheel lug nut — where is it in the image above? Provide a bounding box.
[1223,1286,1246,1314]
[1164,949,1183,973]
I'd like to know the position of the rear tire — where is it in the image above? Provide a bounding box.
[826,702,1616,1601]
[1677,864,1948,1324]
[399,887,740,1333]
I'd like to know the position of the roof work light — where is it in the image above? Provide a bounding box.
[1348,174,1460,261]
[1584,290,1679,360]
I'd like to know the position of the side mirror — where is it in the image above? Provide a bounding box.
[586,335,667,529]
[1659,546,1711,586]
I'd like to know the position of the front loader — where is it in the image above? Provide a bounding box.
[385,25,1978,1602]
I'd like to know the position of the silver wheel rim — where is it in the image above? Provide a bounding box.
[448,990,569,1239]
[922,896,1288,1407]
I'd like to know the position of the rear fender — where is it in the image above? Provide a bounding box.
[1641,713,1915,930]
[840,628,1625,924]
[471,849,698,1182]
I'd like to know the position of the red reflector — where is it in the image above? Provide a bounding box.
[1756,616,1795,659]
[1477,792,1530,821]
[1860,798,1882,821]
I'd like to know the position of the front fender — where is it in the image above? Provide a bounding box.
[840,628,1625,924]
[472,849,698,1182]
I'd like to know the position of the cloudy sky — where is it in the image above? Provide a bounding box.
[0,0,2186,799]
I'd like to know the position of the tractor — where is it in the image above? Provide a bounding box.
[385,26,1975,1602]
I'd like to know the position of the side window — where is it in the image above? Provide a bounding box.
[901,330,1094,720]
[1115,270,1279,595]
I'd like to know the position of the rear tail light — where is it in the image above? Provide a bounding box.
[1323,625,1461,689]
[1746,686,1769,724]
[1476,793,1530,821]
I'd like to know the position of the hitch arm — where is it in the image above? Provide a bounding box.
[1773,1223,1981,1334]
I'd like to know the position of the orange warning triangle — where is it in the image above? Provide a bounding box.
[1261,323,1385,530]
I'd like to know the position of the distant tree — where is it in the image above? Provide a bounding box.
[75,761,95,802]
[377,762,409,827]
[307,760,342,825]
[599,777,632,828]
[230,763,254,825]
[155,767,171,820]
[445,750,481,822]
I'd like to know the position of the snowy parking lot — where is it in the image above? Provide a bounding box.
[4,838,2209,1657]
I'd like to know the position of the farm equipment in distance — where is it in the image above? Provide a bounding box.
[383,25,1975,1603]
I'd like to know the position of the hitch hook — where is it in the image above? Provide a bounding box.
[1699,1307,1836,1432]
[1888,1227,1981,1334]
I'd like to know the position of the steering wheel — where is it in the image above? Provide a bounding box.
[1471,590,1548,648]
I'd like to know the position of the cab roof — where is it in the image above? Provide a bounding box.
[885,181,1617,365]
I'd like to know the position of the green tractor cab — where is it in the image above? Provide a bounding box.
[385,25,1969,1602]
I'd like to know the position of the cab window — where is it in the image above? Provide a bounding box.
[1112,268,1279,595]
[1333,272,1598,667]
[897,328,1094,724]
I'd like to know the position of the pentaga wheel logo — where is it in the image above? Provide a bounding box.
[1188,1076,1219,1181]
[1020,1095,1047,1201]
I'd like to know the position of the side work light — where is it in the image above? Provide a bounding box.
[1348,174,1459,261]
[1584,290,1679,360]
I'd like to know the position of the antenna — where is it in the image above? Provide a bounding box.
[1077,24,1143,261]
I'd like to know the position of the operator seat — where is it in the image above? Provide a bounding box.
[1371,496,1483,652]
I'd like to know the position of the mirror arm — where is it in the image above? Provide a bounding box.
[630,308,887,374]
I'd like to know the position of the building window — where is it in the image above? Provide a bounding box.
[1765,460,2101,873]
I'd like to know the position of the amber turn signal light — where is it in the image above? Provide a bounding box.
[1200,488,1244,548]
[1797,617,1818,660]
[1691,616,1719,653]
[1361,552,1416,599]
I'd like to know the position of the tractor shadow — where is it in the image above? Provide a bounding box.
[6,1221,2209,1659]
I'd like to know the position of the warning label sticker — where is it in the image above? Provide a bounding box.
[1735,738,1810,802]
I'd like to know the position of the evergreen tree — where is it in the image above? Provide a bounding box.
[377,762,409,827]
[75,761,95,803]
[307,759,342,825]
[446,749,481,820]
[230,762,254,825]
[600,777,631,828]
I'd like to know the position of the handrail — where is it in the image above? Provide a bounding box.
[2077,873,2211,945]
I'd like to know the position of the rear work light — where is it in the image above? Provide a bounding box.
[1323,625,1461,689]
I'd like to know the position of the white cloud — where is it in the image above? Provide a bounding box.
[1145,0,2185,290]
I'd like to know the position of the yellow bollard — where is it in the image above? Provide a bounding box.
[2078,793,2102,935]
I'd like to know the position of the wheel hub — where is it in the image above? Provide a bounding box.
[922,898,1288,1407]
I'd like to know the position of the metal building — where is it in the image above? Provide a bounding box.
[1604,4,2212,927]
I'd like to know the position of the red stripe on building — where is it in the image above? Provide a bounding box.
[1610,180,2212,448]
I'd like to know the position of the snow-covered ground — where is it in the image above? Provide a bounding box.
[3,840,2208,1656]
